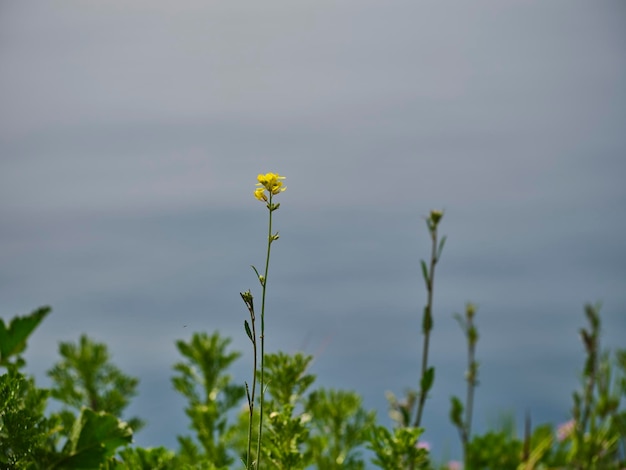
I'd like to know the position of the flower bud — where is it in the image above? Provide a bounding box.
[466,303,476,320]
[429,210,443,226]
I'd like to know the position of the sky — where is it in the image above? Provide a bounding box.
[1,0,626,462]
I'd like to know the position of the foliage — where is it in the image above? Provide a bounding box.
[110,446,176,469]
[171,332,244,468]
[566,303,626,469]
[0,308,133,469]
[0,368,56,467]
[260,352,313,469]
[368,426,430,469]
[449,303,479,468]
[3,208,626,470]
[48,335,144,434]
[0,307,50,370]
[305,388,375,469]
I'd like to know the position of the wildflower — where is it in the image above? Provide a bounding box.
[448,461,462,470]
[254,187,268,202]
[556,419,575,442]
[256,172,286,195]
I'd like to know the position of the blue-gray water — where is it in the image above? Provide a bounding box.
[1,0,625,463]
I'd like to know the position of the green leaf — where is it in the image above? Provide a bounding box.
[244,320,254,343]
[59,409,132,468]
[0,306,50,366]
[437,235,447,260]
[422,306,432,333]
[251,265,261,279]
[420,260,429,286]
[449,396,464,428]
[420,367,435,394]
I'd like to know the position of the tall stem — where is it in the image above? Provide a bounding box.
[464,314,477,465]
[256,193,274,469]
[245,307,257,469]
[414,225,438,428]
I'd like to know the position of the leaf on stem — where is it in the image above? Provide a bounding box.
[420,260,429,286]
[244,320,254,343]
[437,235,447,260]
[450,396,464,428]
[421,367,435,395]
[251,265,261,279]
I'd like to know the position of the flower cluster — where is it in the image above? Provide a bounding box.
[254,173,286,202]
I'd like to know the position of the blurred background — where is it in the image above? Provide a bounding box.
[1,0,625,460]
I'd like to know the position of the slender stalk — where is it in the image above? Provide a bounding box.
[414,221,438,429]
[464,307,478,466]
[245,304,257,469]
[256,192,274,470]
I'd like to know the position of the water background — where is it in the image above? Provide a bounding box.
[1,0,625,462]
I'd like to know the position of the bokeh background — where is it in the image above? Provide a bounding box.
[2,0,625,461]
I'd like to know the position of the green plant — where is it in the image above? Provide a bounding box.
[1,308,133,469]
[305,388,375,469]
[5,207,626,470]
[172,332,244,468]
[567,303,626,469]
[414,210,445,429]
[449,302,479,467]
[48,335,144,434]
[0,307,50,370]
[260,352,313,469]
[0,368,57,467]
[241,172,286,469]
[368,425,431,469]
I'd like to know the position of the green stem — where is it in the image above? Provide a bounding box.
[414,225,438,429]
[246,311,257,469]
[464,320,476,466]
[256,193,274,469]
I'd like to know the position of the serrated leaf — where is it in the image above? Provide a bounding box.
[59,409,132,468]
[244,320,254,343]
[0,306,50,365]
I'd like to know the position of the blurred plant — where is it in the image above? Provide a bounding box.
[171,331,244,468]
[0,306,50,370]
[55,408,133,468]
[466,429,522,470]
[0,367,57,467]
[241,171,286,470]
[109,446,176,469]
[449,302,479,467]
[260,352,313,469]
[384,210,445,470]
[368,425,431,469]
[566,303,626,469]
[47,334,144,434]
[1,308,133,469]
[305,388,375,469]
[414,210,446,429]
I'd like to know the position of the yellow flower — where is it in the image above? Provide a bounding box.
[255,172,286,199]
[254,187,268,202]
